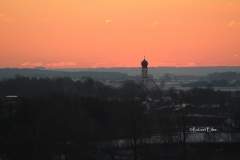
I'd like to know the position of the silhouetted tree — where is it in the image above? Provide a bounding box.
[119,100,149,160]
[174,105,192,160]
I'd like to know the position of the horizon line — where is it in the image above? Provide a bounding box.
[1,66,240,69]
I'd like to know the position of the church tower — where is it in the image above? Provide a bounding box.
[141,57,149,88]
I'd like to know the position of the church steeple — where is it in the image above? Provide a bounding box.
[141,57,148,68]
[141,57,149,88]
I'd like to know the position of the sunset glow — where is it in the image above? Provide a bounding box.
[1,0,240,68]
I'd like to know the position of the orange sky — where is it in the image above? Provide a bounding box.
[0,0,240,68]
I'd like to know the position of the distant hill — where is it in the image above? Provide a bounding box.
[52,66,240,78]
[1,66,240,80]
[0,68,129,80]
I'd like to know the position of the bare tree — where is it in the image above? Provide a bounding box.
[173,104,191,160]
[158,116,175,143]
[120,100,149,160]
[203,131,222,143]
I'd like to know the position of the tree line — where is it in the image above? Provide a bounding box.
[206,72,240,81]
[1,76,240,159]
[0,93,155,160]
[182,79,240,87]
[0,68,129,81]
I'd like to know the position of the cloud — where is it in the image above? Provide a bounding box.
[21,62,42,66]
[234,55,238,57]
[0,13,16,22]
[112,63,142,67]
[2,18,16,22]
[21,62,30,66]
[106,19,113,23]
[31,63,42,66]
[92,63,107,68]
[112,64,121,67]
[152,62,176,67]
[151,22,159,26]
[228,21,235,27]
[46,62,77,67]
[202,64,219,66]
[185,63,197,67]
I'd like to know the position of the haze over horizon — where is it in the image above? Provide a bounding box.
[1,0,240,68]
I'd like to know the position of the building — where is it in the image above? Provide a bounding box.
[141,57,156,90]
